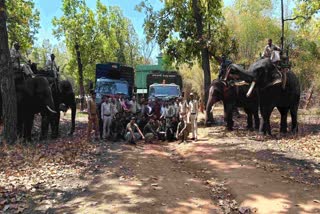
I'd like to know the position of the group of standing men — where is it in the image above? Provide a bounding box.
[86,91,200,144]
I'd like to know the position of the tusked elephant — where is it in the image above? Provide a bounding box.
[229,58,300,135]
[0,73,57,141]
[206,78,260,131]
[35,71,76,139]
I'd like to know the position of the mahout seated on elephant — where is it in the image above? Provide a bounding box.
[227,58,300,136]
[206,63,260,131]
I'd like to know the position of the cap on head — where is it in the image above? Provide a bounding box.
[131,117,136,121]
[190,92,194,96]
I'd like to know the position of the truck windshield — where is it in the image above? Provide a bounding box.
[96,81,128,95]
[150,85,180,97]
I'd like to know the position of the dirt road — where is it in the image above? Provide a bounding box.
[39,129,320,214]
[2,111,320,214]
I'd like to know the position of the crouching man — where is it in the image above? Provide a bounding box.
[125,117,145,145]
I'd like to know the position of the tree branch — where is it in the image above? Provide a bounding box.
[284,15,309,22]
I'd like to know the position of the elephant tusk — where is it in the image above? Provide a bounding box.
[46,105,57,114]
[271,79,282,86]
[234,81,249,86]
[246,81,256,97]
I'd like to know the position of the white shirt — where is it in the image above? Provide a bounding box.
[101,102,113,118]
[189,99,198,115]
[179,101,188,114]
[174,103,179,117]
[263,44,280,58]
[129,100,140,114]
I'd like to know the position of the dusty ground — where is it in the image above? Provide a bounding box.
[1,108,320,214]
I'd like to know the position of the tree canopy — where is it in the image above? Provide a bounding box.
[6,0,40,51]
[52,0,142,95]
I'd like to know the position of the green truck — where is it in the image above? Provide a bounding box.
[135,55,183,100]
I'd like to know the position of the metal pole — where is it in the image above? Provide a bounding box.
[281,0,284,50]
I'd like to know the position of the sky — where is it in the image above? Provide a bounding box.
[34,0,235,46]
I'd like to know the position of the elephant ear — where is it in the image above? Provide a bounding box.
[211,79,224,93]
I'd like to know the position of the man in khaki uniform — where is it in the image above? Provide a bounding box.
[87,91,99,141]
[188,93,198,141]
[178,96,189,123]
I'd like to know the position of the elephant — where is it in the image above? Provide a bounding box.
[0,72,57,141]
[206,78,260,131]
[228,58,300,135]
[35,71,76,139]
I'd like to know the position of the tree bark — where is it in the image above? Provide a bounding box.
[75,42,85,111]
[192,0,211,105]
[0,0,17,143]
[303,83,314,109]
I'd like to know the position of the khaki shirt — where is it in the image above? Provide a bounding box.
[87,98,97,116]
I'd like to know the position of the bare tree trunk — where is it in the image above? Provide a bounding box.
[303,83,314,109]
[192,0,211,105]
[75,42,85,111]
[0,0,17,143]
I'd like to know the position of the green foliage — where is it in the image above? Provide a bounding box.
[224,0,280,64]
[137,0,226,65]
[29,40,71,73]
[52,0,142,94]
[6,0,40,51]
[179,61,217,97]
[294,0,319,23]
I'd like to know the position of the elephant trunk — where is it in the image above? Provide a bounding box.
[246,81,256,97]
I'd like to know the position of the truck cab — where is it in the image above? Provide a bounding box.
[149,83,181,101]
[95,78,129,104]
[94,63,134,104]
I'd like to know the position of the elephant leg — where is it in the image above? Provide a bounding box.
[205,90,215,125]
[24,114,34,142]
[51,112,60,139]
[253,110,260,130]
[278,107,289,133]
[290,105,299,134]
[17,112,23,138]
[259,107,273,136]
[40,113,50,140]
[225,104,234,131]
